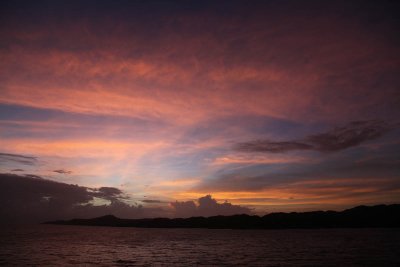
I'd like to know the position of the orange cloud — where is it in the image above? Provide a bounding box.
[212,154,310,165]
[0,138,167,158]
[179,177,400,211]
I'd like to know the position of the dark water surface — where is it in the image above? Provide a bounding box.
[0,225,399,266]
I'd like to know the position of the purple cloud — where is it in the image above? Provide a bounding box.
[235,120,395,153]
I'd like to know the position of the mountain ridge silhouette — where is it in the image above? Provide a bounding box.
[45,204,400,229]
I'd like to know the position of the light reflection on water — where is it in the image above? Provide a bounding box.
[0,225,399,266]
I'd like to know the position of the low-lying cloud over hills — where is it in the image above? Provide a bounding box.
[0,173,251,224]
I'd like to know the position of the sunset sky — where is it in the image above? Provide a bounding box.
[1,0,399,221]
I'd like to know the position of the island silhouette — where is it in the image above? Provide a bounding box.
[45,204,400,229]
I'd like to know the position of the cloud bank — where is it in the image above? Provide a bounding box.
[0,173,160,224]
[0,174,251,224]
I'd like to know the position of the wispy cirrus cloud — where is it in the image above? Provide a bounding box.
[235,120,395,153]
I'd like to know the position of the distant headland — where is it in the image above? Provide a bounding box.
[45,204,400,229]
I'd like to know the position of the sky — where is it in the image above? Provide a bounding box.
[0,0,399,222]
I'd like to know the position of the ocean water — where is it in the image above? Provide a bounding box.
[0,225,399,266]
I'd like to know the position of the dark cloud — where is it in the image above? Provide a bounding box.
[170,200,197,217]
[170,195,251,218]
[0,173,169,224]
[93,187,127,202]
[306,120,395,152]
[11,169,24,172]
[0,173,90,223]
[98,187,122,196]
[0,153,36,160]
[142,199,164,203]
[0,152,37,165]
[236,140,312,153]
[53,169,72,174]
[235,120,395,153]
[24,174,43,179]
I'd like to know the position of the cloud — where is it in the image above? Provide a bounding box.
[11,169,24,172]
[198,152,400,192]
[170,200,197,217]
[0,173,169,224]
[97,187,122,196]
[0,152,37,165]
[305,120,395,152]
[53,169,72,174]
[142,199,164,203]
[24,174,44,179]
[1,1,399,126]
[211,153,309,166]
[235,141,313,153]
[170,195,251,218]
[93,187,126,202]
[0,1,399,215]
[192,146,400,210]
[235,120,395,153]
